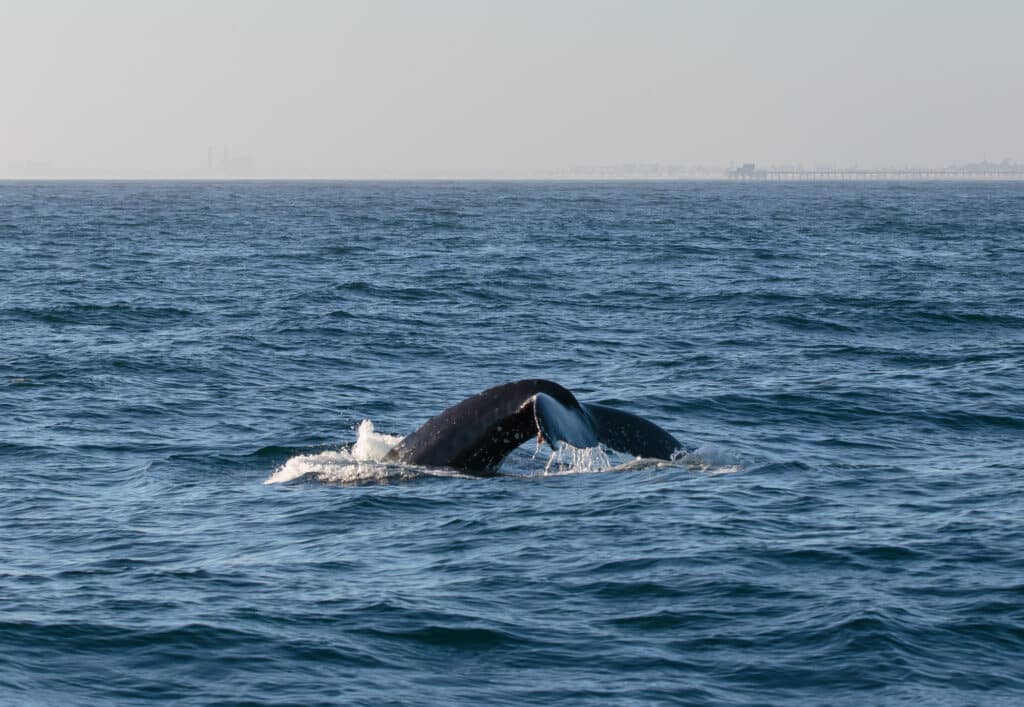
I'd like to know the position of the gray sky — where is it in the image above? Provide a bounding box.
[2,0,1021,177]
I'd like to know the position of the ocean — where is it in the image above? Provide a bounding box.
[2,180,1022,704]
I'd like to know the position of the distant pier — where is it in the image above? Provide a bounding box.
[728,163,1024,181]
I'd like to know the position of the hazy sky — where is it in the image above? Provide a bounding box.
[2,0,1021,177]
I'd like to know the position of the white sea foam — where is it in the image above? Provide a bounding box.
[264,420,406,485]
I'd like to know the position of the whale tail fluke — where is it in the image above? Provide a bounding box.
[533,395,682,460]
[532,392,599,450]
[384,379,682,475]
[582,402,682,460]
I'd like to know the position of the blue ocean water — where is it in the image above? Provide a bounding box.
[1,180,1023,704]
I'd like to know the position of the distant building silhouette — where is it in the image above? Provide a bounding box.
[728,163,767,179]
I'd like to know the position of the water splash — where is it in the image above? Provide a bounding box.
[349,419,402,462]
[541,443,614,475]
[539,441,744,476]
[264,420,406,485]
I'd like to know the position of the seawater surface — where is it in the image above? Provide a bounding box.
[2,181,1023,704]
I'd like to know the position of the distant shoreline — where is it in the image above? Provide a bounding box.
[3,175,1024,182]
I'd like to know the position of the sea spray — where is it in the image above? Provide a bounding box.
[264,420,404,484]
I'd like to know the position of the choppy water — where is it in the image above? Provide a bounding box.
[2,180,1023,704]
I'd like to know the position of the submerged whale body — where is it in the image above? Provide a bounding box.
[383,379,682,475]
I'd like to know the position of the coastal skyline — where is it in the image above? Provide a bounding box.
[3,0,1022,179]
[8,155,1023,180]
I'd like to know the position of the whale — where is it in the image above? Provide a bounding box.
[383,379,682,475]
